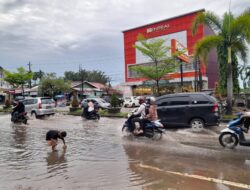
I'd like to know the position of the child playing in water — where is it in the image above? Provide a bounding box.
[46,130,67,151]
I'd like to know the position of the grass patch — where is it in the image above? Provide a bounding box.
[99,109,128,118]
[221,114,236,120]
[67,108,128,118]
[68,109,82,116]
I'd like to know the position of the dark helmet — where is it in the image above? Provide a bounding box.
[138,96,145,104]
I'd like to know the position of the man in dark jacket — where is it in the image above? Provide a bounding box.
[12,100,25,121]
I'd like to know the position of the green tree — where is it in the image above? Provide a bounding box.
[4,67,33,97]
[33,70,45,85]
[64,70,111,84]
[39,75,71,97]
[192,9,250,114]
[132,34,177,96]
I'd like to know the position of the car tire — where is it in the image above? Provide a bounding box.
[190,118,205,132]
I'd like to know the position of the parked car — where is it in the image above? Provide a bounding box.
[81,98,111,109]
[21,97,56,118]
[123,96,140,107]
[156,92,220,130]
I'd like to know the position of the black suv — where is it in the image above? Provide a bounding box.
[156,92,220,130]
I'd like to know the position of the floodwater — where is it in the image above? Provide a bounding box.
[0,114,250,190]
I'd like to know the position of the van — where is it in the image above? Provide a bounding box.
[22,97,56,118]
[156,93,220,130]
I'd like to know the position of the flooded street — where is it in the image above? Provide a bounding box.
[1,114,250,190]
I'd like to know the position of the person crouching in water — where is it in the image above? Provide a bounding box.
[46,130,67,151]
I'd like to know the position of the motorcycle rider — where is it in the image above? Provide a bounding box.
[136,97,163,134]
[128,96,147,133]
[12,100,25,122]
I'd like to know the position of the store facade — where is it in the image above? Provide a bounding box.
[122,9,218,96]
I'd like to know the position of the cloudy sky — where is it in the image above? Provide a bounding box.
[0,0,249,84]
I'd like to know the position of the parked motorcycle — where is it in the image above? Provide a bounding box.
[219,112,250,148]
[11,112,28,124]
[122,112,164,140]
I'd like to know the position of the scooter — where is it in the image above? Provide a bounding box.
[122,111,165,140]
[81,107,100,120]
[219,112,250,148]
[11,112,28,124]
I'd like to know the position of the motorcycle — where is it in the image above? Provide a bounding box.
[81,107,100,120]
[122,112,165,140]
[11,112,28,124]
[85,111,100,120]
[219,112,250,148]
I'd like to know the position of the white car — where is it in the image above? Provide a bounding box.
[22,97,56,118]
[123,96,140,107]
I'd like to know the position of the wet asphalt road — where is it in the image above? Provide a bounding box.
[0,113,250,190]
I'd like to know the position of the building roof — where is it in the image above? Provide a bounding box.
[122,9,205,33]
[89,82,106,89]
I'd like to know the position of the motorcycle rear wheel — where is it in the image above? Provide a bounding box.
[219,132,238,149]
[152,130,162,141]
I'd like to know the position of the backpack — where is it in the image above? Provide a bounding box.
[145,103,150,115]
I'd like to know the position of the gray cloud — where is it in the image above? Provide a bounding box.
[0,0,249,83]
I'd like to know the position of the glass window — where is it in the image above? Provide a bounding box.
[168,96,190,105]
[191,94,210,104]
[157,98,169,107]
[41,98,53,104]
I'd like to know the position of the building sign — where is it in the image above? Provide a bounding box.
[171,39,190,63]
[146,24,170,33]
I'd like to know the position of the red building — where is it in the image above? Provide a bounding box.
[122,9,218,95]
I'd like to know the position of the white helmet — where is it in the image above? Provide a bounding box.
[147,96,156,104]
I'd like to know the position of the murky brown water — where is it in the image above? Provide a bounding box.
[0,114,250,190]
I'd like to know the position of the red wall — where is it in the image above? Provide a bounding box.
[123,10,205,83]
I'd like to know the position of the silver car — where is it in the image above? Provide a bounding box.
[81,98,111,109]
[22,97,56,118]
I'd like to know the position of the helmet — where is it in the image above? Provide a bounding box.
[138,96,145,104]
[146,96,156,105]
[150,97,156,104]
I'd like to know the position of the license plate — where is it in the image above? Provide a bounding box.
[46,106,52,109]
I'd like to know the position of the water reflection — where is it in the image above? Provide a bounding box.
[47,150,67,165]
[46,149,67,173]
[11,125,27,149]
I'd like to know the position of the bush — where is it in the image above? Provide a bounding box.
[110,94,119,108]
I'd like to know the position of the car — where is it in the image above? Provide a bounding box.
[21,97,56,118]
[156,92,220,130]
[123,96,140,107]
[81,98,111,109]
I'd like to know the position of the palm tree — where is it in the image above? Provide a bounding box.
[192,9,250,114]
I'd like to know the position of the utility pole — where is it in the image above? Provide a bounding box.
[180,63,183,92]
[79,65,84,99]
[28,61,32,89]
[198,59,203,91]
